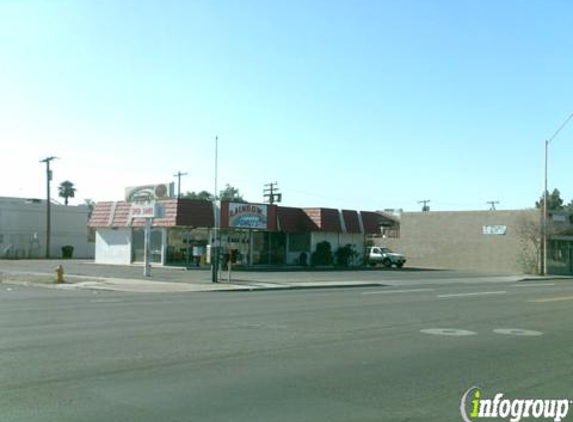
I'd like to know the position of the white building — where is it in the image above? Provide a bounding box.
[0,197,94,259]
[89,199,383,267]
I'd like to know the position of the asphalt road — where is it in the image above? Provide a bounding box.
[1,279,572,422]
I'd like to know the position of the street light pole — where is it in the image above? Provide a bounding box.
[211,136,220,283]
[40,156,57,259]
[542,112,573,276]
[543,140,549,276]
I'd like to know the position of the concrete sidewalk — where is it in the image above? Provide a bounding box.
[0,270,385,293]
[0,269,564,294]
[1,260,570,293]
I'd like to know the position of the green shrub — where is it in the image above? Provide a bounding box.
[335,244,357,267]
[311,241,333,266]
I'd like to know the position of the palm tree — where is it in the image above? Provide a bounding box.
[58,180,76,205]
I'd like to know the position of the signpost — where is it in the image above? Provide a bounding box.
[144,219,152,277]
[130,201,157,277]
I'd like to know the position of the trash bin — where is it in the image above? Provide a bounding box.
[61,245,74,259]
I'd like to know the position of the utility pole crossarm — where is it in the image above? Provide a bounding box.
[487,201,500,211]
[263,182,281,204]
[417,199,430,212]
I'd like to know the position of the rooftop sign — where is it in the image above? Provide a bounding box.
[125,183,174,202]
[229,203,268,229]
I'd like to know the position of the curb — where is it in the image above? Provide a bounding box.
[516,276,573,282]
[212,283,386,293]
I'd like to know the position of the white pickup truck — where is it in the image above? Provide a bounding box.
[367,246,406,268]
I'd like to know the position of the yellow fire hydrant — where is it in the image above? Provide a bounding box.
[55,265,64,284]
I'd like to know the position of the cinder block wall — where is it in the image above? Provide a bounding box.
[380,209,540,274]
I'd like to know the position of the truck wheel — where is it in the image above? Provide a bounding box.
[383,258,392,268]
[396,262,404,268]
[369,262,377,267]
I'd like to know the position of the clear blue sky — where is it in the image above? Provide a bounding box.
[1,0,571,211]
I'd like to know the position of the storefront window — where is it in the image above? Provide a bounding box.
[220,230,251,265]
[132,227,163,263]
[166,228,209,266]
[258,232,286,265]
[288,232,311,252]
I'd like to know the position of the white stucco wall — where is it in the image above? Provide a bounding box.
[342,233,366,263]
[311,232,340,253]
[311,232,365,266]
[0,199,94,258]
[95,228,132,265]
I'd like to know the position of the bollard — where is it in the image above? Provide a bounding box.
[55,264,64,283]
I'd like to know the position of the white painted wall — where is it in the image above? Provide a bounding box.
[95,228,132,265]
[310,232,365,266]
[0,198,94,258]
[311,232,340,256]
[342,233,366,266]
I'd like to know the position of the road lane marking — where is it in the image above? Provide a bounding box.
[512,283,555,288]
[530,296,573,303]
[493,328,543,336]
[420,328,477,336]
[89,299,125,303]
[437,291,507,299]
[362,288,434,295]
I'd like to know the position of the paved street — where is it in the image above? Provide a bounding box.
[1,276,572,421]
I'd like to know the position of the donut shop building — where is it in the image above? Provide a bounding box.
[88,198,382,267]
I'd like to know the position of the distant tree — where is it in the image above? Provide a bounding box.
[181,190,214,201]
[516,214,542,274]
[181,185,246,202]
[219,184,245,202]
[536,189,564,211]
[58,180,76,205]
[84,199,95,217]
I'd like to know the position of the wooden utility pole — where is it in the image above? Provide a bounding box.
[173,171,188,199]
[40,156,57,258]
[264,182,282,204]
[418,199,430,212]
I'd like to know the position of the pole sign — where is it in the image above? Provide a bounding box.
[130,201,157,219]
[229,203,268,229]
